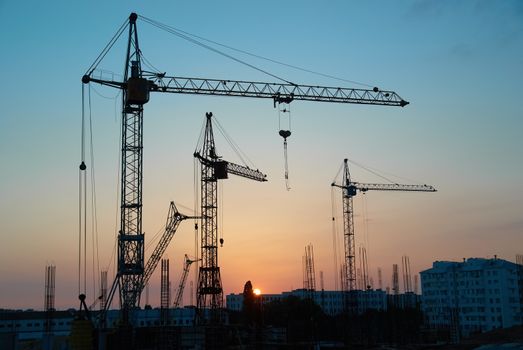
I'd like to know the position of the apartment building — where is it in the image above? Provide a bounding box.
[420,257,522,337]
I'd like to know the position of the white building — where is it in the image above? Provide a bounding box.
[420,257,522,337]
[0,306,197,347]
[226,288,388,316]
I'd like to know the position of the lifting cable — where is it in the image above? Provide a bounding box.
[346,157,425,185]
[138,15,376,89]
[219,182,224,247]
[84,19,128,77]
[193,157,200,291]
[104,91,122,278]
[79,84,87,297]
[87,85,101,304]
[80,83,114,304]
[213,117,257,170]
[278,103,292,190]
[139,16,294,85]
[330,186,339,292]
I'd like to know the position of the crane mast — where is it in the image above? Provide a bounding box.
[81,13,409,323]
[116,13,146,321]
[332,159,435,293]
[341,161,356,291]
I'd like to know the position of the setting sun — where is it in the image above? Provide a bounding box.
[253,288,261,296]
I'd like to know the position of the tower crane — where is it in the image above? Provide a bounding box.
[173,254,199,308]
[81,13,409,323]
[331,159,436,293]
[194,112,266,322]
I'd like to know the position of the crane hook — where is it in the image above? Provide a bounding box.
[279,130,291,140]
[279,130,291,191]
[278,102,292,191]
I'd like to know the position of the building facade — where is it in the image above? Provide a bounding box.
[226,288,388,316]
[420,257,522,337]
[0,307,197,348]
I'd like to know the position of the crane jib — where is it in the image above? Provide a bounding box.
[83,75,409,107]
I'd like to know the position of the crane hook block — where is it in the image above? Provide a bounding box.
[279,130,291,140]
[79,161,87,171]
[220,238,224,247]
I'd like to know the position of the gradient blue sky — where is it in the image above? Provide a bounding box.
[1,0,522,309]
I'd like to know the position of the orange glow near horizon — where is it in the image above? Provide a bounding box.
[253,288,261,296]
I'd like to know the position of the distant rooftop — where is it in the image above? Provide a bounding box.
[420,256,519,274]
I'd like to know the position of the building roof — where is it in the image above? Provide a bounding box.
[420,257,519,275]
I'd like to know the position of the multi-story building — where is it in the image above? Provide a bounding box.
[388,291,421,309]
[226,288,388,316]
[0,306,197,347]
[420,257,522,337]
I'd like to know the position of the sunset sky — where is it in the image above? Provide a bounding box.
[1,0,522,310]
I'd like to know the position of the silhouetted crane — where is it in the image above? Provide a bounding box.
[173,254,199,308]
[331,159,435,292]
[194,112,266,323]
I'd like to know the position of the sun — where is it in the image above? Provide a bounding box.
[253,288,261,296]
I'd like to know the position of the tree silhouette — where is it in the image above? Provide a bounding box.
[242,280,257,325]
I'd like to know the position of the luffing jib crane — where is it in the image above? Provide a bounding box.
[331,159,436,293]
[194,112,267,322]
[81,12,409,323]
[103,201,195,314]
[173,254,199,308]
[140,202,197,302]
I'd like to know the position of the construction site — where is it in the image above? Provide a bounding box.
[2,11,444,350]
[4,2,523,349]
